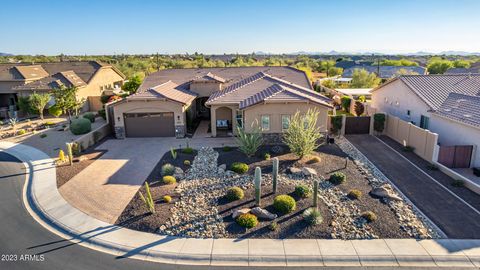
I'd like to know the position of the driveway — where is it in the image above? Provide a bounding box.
[59,136,236,224]
[346,134,480,239]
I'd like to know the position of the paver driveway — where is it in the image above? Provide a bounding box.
[59,137,235,223]
[346,134,480,238]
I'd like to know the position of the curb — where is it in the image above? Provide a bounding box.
[1,141,480,269]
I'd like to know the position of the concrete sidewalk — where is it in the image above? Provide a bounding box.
[2,140,480,269]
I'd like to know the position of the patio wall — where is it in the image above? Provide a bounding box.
[72,123,111,151]
[385,114,438,162]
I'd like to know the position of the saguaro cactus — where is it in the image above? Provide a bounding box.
[272,157,279,193]
[313,179,319,208]
[254,167,262,206]
[66,143,73,166]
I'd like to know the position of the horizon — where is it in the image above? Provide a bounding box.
[1,0,480,55]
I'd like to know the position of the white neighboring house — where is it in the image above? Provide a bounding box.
[371,74,480,168]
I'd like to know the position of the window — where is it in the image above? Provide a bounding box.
[236,111,243,128]
[281,115,290,131]
[261,115,270,131]
[420,115,430,129]
[407,110,411,116]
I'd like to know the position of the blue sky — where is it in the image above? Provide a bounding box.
[1,0,479,55]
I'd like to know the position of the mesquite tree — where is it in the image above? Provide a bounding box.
[29,92,51,120]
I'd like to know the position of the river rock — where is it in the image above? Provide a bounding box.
[289,167,302,175]
[302,167,317,177]
[251,207,277,220]
[232,208,251,219]
[371,187,402,201]
[219,164,227,170]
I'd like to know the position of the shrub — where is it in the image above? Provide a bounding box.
[403,146,415,152]
[348,189,362,200]
[273,195,296,214]
[303,207,323,225]
[226,187,244,201]
[354,101,365,116]
[163,195,172,203]
[341,96,352,112]
[100,95,112,104]
[451,179,465,187]
[268,221,278,231]
[373,113,386,133]
[231,162,248,174]
[183,160,191,166]
[98,109,106,120]
[162,175,177,185]
[330,115,343,134]
[223,146,232,152]
[40,134,47,138]
[236,213,258,228]
[235,123,263,157]
[264,152,271,160]
[283,109,323,158]
[182,147,194,154]
[45,121,56,126]
[361,211,377,222]
[329,172,346,185]
[427,163,439,171]
[17,129,26,135]
[170,147,177,159]
[70,118,92,135]
[48,105,62,117]
[161,163,175,176]
[294,184,312,198]
[83,112,95,123]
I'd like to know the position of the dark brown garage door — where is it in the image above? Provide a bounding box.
[124,112,175,137]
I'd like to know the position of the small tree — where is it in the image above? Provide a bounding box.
[350,68,381,88]
[122,75,142,93]
[354,101,365,116]
[235,122,263,157]
[52,86,85,123]
[29,92,51,120]
[341,96,351,112]
[283,109,323,158]
[373,113,386,133]
[17,96,34,116]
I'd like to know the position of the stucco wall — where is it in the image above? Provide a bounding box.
[189,81,222,97]
[243,102,329,133]
[0,81,24,93]
[78,68,124,111]
[112,99,185,128]
[72,123,111,151]
[210,104,237,137]
[430,114,480,167]
[371,79,431,126]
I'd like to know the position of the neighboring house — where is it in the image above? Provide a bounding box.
[0,61,125,118]
[109,67,332,139]
[371,74,480,168]
[343,65,427,79]
[335,60,373,70]
[445,67,480,74]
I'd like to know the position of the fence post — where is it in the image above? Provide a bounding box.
[369,115,374,135]
[340,114,346,136]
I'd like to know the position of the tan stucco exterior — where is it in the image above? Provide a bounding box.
[210,104,238,137]
[243,102,329,134]
[189,81,222,97]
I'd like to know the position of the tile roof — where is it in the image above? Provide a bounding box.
[343,65,427,79]
[14,70,87,90]
[445,68,480,74]
[192,72,226,83]
[14,65,49,80]
[435,93,480,128]
[138,66,312,93]
[128,80,197,104]
[398,74,480,109]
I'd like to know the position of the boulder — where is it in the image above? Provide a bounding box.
[370,187,402,201]
[232,208,251,219]
[218,164,227,170]
[251,207,277,220]
[174,167,185,180]
[175,167,184,174]
[302,167,317,177]
[289,167,302,175]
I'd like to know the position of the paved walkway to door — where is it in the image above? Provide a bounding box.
[193,120,211,138]
[346,134,480,239]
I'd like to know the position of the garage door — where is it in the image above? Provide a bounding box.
[124,112,175,137]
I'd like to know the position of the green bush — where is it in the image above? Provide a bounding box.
[330,115,343,134]
[17,129,26,135]
[100,95,112,104]
[268,221,278,231]
[83,112,95,123]
[163,195,172,203]
[236,213,258,228]
[48,105,62,117]
[226,187,244,201]
[303,207,323,225]
[235,125,263,157]
[361,211,377,222]
[183,160,191,166]
[329,172,346,185]
[341,96,352,112]
[162,175,176,185]
[40,134,47,138]
[348,189,362,199]
[98,109,106,120]
[161,163,175,176]
[403,146,415,152]
[283,109,323,158]
[182,147,194,154]
[231,162,248,174]
[223,146,232,152]
[70,118,92,135]
[294,184,312,198]
[264,153,271,160]
[451,179,465,187]
[373,113,386,133]
[273,195,296,214]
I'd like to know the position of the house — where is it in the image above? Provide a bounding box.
[370,74,480,168]
[0,61,125,118]
[109,67,332,140]
[343,65,427,79]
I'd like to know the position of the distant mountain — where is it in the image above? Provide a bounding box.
[0,52,13,56]
[439,51,480,56]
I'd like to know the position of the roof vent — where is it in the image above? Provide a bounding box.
[443,108,451,112]
[464,114,472,118]
[457,99,467,103]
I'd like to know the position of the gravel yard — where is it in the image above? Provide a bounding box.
[116,139,441,239]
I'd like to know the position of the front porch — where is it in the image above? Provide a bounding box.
[188,98,240,138]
